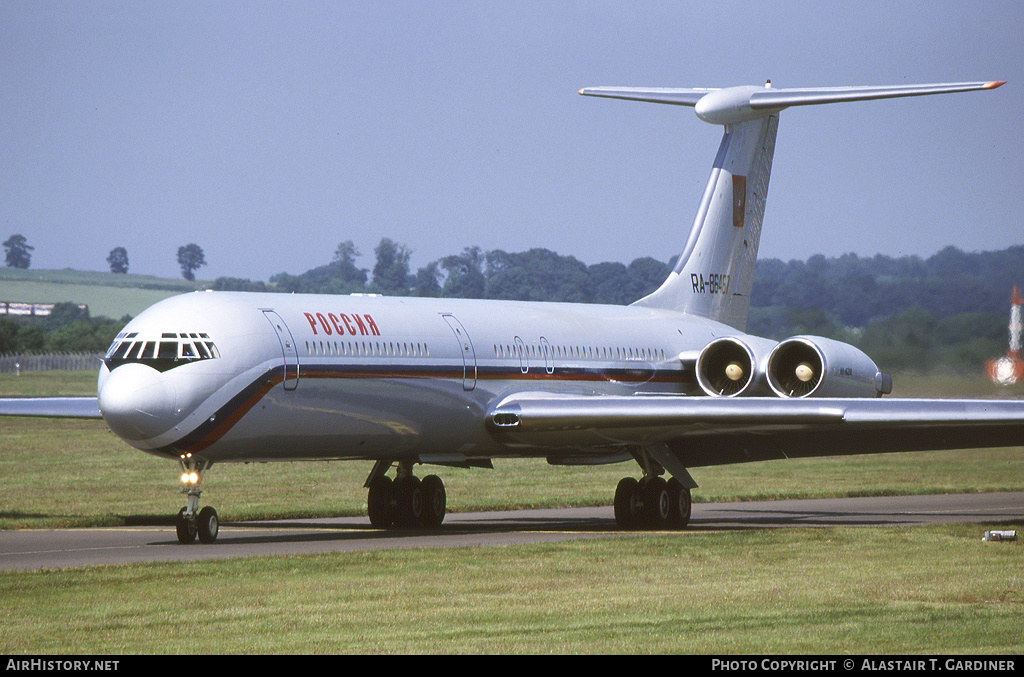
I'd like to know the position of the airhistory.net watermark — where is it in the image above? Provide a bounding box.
[5,660,119,672]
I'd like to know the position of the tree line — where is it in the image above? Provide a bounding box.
[216,237,1023,319]
[237,239,675,306]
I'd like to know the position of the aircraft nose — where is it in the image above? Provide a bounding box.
[98,364,178,442]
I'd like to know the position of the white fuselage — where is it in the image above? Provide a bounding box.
[97,290,732,463]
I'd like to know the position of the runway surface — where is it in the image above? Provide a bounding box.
[2,492,1021,571]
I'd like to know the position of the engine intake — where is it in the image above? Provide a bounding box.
[696,336,776,397]
[767,335,891,398]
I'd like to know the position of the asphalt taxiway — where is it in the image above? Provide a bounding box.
[1,492,1020,571]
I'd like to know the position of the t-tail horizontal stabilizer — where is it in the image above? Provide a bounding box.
[579,81,1006,124]
[579,81,1006,329]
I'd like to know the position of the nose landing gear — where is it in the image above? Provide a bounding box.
[175,453,219,544]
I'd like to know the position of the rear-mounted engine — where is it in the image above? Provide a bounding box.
[696,336,777,397]
[766,335,892,398]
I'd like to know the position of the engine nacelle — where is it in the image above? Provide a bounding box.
[766,335,892,398]
[696,336,777,397]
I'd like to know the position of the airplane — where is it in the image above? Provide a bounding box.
[3,79,1022,545]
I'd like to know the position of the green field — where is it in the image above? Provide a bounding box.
[0,267,203,319]
[1,371,1022,654]
[3,525,1022,654]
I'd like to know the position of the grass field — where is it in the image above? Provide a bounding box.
[3,525,1022,654]
[0,267,202,319]
[1,370,1021,654]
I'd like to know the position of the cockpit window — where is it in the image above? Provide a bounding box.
[104,332,220,372]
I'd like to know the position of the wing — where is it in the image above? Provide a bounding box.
[487,393,1024,467]
[0,397,102,419]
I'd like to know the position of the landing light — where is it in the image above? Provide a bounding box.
[181,472,199,485]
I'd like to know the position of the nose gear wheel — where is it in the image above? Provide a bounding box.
[174,454,219,544]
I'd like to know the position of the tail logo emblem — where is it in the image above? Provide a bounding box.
[732,175,746,228]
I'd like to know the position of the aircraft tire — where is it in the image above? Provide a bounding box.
[667,478,691,528]
[420,474,446,529]
[394,476,424,528]
[175,507,197,545]
[367,476,394,529]
[641,477,672,529]
[197,506,219,544]
[614,477,642,530]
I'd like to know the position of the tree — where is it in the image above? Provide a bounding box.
[484,248,589,302]
[588,261,634,305]
[14,324,44,353]
[414,262,443,297]
[107,246,129,274]
[371,237,411,295]
[0,318,18,353]
[332,240,368,288]
[3,234,33,269]
[625,257,671,299]
[44,318,120,353]
[440,246,486,298]
[212,276,269,292]
[177,243,206,281]
[41,302,89,332]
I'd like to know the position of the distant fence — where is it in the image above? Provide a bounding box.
[0,353,104,373]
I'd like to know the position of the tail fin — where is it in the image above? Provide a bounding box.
[638,107,777,330]
[580,81,1005,330]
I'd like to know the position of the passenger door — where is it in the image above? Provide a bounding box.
[262,310,299,391]
[442,314,476,391]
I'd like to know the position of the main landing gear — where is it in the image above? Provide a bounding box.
[175,453,219,544]
[613,475,691,530]
[612,447,693,530]
[365,461,447,529]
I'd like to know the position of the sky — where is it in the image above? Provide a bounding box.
[2,1,1021,283]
